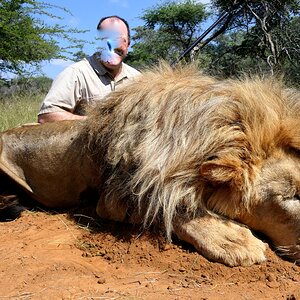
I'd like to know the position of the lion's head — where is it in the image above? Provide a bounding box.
[85,64,300,262]
[1,63,300,266]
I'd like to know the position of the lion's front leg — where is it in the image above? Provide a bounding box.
[173,214,267,267]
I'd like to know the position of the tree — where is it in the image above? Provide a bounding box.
[126,0,209,69]
[278,16,300,86]
[72,44,88,62]
[206,0,300,77]
[0,75,52,100]
[0,0,87,79]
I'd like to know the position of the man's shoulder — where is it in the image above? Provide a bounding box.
[67,58,93,71]
[122,63,141,78]
[55,58,93,78]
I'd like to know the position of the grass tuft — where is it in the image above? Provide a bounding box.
[0,94,43,131]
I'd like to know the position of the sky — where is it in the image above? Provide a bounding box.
[40,0,211,79]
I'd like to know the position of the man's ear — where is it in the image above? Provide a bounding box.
[200,156,243,186]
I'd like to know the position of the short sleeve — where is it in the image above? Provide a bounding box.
[38,65,81,115]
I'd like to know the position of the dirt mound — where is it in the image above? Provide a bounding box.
[0,211,299,299]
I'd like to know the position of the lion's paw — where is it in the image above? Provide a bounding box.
[174,215,267,267]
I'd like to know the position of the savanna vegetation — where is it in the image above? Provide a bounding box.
[1,0,299,130]
[0,93,41,131]
[0,76,52,130]
[0,0,85,130]
[127,0,300,87]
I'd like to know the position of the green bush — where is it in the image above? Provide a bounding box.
[0,76,52,101]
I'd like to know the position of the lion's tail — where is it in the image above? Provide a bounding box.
[0,194,25,221]
[0,171,26,221]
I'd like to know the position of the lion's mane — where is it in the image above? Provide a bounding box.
[84,63,299,238]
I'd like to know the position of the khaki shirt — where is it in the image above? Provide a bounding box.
[38,54,140,116]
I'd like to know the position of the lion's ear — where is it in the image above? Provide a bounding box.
[200,158,242,185]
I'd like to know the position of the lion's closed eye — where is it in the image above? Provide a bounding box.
[283,145,300,157]
[280,192,300,201]
[293,194,300,201]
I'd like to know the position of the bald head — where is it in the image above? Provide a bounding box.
[96,16,131,73]
[97,16,130,45]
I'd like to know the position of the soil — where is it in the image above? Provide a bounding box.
[0,208,299,300]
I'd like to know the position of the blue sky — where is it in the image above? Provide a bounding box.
[40,0,211,78]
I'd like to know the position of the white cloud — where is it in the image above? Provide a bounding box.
[196,0,211,4]
[41,59,73,79]
[178,0,211,5]
[49,59,73,67]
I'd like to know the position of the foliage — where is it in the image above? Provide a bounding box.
[0,76,52,100]
[126,0,209,68]
[72,46,87,62]
[206,0,300,79]
[0,0,88,79]
[127,0,300,86]
[197,31,273,79]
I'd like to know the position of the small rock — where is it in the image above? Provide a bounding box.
[266,281,280,289]
[97,278,106,284]
[105,254,113,260]
[163,244,172,251]
[82,252,92,257]
[266,274,276,282]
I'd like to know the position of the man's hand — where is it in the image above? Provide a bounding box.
[38,112,87,123]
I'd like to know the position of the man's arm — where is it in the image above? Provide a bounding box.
[38,63,84,124]
[38,111,87,123]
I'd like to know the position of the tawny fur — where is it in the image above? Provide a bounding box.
[1,63,300,265]
[83,63,300,239]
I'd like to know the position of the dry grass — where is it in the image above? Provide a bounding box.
[0,93,43,131]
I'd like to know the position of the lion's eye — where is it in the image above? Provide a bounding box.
[294,194,300,201]
[207,155,218,161]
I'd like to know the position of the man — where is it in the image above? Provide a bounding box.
[38,16,140,123]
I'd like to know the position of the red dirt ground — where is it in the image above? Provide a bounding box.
[0,210,299,300]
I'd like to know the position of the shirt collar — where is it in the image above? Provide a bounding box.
[88,53,109,76]
[88,53,130,81]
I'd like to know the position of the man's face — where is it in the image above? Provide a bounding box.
[97,19,130,70]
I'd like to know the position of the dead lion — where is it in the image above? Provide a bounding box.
[1,64,300,267]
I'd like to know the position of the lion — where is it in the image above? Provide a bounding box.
[1,64,300,267]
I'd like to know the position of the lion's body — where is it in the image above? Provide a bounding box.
[84,65,300,245]
[1,64,300,266]
[0,121,100,207]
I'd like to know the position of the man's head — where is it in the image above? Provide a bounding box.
[96,16,130,71]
